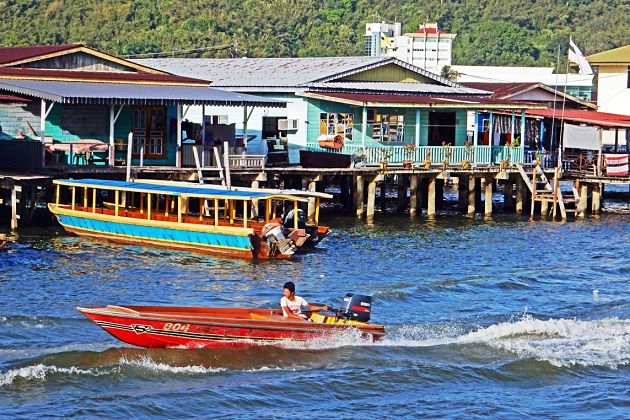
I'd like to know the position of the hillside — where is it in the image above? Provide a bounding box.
[0,0,628,67]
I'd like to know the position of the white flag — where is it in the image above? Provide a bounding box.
[568,37,593,75]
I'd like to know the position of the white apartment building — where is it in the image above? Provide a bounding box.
[365,22,455,74]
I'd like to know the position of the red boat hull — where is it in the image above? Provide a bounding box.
[77,306,385,348]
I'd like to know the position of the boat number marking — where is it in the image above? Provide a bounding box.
[164,323,190,332]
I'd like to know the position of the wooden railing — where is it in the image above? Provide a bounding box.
[228,153,266,169]
[305,143,524,166]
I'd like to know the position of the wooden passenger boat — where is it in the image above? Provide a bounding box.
[76,305,386,348]
[49,179,331,259]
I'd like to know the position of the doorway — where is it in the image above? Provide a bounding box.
[428,111,456,146]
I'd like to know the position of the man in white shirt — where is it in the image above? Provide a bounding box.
[281,281,329,320]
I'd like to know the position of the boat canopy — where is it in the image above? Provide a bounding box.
[54,178,309,202]
[133,178,334,199]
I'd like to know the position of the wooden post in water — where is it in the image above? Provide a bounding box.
[515,177,524,215]
[380,181,387,213]
[503,177,514,211]
[427,176,436,217]
[467,176,476,215]
[354,175,364,218]
[484,177,493,217]
[592,183,601,215]
[304,177,318,224]
[366,177,377,222]
[436,179,444,209]
[409,174,419,217]
[577,184,588,218]
[397,176,407,213]
[458,176,467,212]
[10,185,18,230]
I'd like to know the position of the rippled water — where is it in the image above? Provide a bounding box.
[1,204,629,417]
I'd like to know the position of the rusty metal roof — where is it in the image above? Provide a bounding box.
[134,56,461,89]
[0,79,285,107]
[307,82,487,95]
[0,44,81,65]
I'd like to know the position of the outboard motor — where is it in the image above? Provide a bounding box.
[340,293,372,322]
[262,222,296,256]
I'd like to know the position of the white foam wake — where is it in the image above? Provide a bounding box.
[118,356,225,374]
[0,364,107,387]
[384,315,630,368]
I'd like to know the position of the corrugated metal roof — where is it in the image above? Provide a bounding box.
[462,82,597,109]
[0,93,29,102]
[587,45,630,65]
[134,56,460,89]
[526,109,630,128]
[0,79,285,107]
[0,67,209,85]
[307,82,487,95]
[454,65,594,87]
[0,44,81,65]
[301,91,543,109]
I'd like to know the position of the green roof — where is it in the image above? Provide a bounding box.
[587,45,630,65]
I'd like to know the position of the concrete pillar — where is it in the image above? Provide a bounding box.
[409,174,419,217]
[427,176,436,216]
[484,177,493,217]
[503,178,514,211]
[540,199,549,217]
[354,175,364,218]
[515,177,524,215]
[340,176,350,210]
[367,177,377,222]
[397,176,407,213]
[420,178,429,208]
[577,184,588,218]
[467,176,476,215]
[592,183,601,215]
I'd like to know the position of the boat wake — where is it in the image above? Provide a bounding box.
[381,315,630,369]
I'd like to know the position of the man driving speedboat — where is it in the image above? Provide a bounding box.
[281,281,328,320]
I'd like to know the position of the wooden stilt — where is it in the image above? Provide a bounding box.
[484,177,493,217]
[397,176,407,213]
[503,178,514,211]
[306,178,317,224]
[409,174,418,217]
[380,181,387,213]
[467,176,476,215]
[354,175,364,218]
[366,177,377,222]
[515,177,524,215]
[427,176,436,216]
[10,186,18,230]
[577,184,588,218]
[458,176,467,212]
[592,183,601,215]
[435,179,444,209]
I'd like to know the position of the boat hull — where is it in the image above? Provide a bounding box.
[50,204,291,259]
[77,306,385,348]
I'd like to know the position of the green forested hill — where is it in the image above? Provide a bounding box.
[0,0,628,66]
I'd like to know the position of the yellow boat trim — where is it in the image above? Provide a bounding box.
[59,222,249,252]
[49,204,253,236]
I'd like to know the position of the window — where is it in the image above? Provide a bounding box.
[319,113,353,141]
[372,114,404,142]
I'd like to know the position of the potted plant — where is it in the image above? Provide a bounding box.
[422,148,432,169]
[500,137,520,170]
[379,147,392,172]
[441,141,452,171]
[402,144,416,169]
[461,140,473,170]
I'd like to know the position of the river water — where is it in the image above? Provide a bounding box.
[1,195,629,418]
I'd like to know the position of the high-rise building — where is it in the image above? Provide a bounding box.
[365,22,456,74]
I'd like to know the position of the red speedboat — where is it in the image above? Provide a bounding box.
[77,296,385,348]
